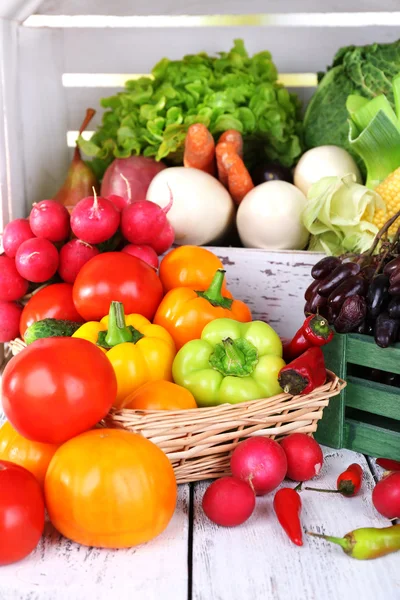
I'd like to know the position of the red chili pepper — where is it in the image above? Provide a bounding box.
[283,314,334,362]
[376,458,400,472]
[278,347,326,396]
[273,483,303,546]
[306,463,363,497]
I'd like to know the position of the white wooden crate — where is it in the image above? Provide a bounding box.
[2,1,400,334]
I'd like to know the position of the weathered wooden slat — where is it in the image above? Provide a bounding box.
[63,27,400,75]
[347,335,400,374]
[0,484,190,600]
[36,0,400,16]
[192,447,400,600]
[346,377,400,421]
[208,248,321,340]
[0,18,25,227]
[344,418,400,462]
[18,27,70,209]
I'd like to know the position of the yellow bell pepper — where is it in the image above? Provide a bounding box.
[73,301,176,408]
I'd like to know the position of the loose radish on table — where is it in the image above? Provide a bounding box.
[15,238,59,283]
[121,244,159,269]
[29,200,70,242]
[202,476,255,527]
[58,239,100,283]
[280,433,323,482]
[121,194,174,255]
[0,301,23,342]
[70,191,120,245]
[3,219,35,258]
[230,437,287,495]
[372,472,400,519]
[0,256,29,301]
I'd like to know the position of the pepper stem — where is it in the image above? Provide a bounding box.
[196,270,233,309]
[97,301,144,348]
[307,531,352,554]
[305,487,341,494]
[209,337,258,377]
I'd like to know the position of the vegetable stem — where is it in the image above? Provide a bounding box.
[196,269,233,309]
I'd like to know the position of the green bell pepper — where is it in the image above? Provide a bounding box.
[172,318,285,407]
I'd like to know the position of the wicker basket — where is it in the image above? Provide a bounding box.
[7,340,345,484]
[105,371,345,484]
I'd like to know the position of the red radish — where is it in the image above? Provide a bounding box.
[0,301,23,342]
[101,156,166,203]
[120,192,174,255]
[107,194,130,212]
[280,433,323,482]
[230,437,287,495]
[0,256,29,301]
[15,238,59,283]
[3,219,35,258]
[121,244,159,270]
[29,200,70,242]
[70,191,120,244]
[202,476,255,527]
[372,472,400,519]
[58,239,100,283]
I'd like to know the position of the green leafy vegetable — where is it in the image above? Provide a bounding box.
[79,40,303,179]
[347,74,400,189]
[302,174,385,256]
[304,40,400,174]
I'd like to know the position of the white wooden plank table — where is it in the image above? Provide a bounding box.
[0,446,398,600]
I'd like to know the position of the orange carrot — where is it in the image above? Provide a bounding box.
[183,124,216,175]
[218,130,243,158]
[222,153,254,206]
[216,141,237,188]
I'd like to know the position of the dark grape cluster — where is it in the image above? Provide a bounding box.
[304,254,400,348]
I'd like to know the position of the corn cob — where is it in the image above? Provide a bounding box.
[372,167,400,236]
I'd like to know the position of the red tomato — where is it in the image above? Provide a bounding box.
[2,337,117,444]
[73,252,163,321]
[20,283,84,338]
[0,460,45,565]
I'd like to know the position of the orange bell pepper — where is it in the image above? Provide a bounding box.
[159,245,229,293]
[154,269,251,349]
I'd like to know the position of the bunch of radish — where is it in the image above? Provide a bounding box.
[0,191,175,342]
[202,433,323,527]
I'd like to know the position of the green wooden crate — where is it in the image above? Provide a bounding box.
[316,333,400,460]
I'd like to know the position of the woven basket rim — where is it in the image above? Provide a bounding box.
[108,369,345,420]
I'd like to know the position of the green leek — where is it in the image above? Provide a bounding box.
[347,74,400,189]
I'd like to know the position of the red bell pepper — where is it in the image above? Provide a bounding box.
[273,483,303,546]
[278,347,326,396]
[376,458,400,472]
[283,314,334,363]
[306,463,363,497]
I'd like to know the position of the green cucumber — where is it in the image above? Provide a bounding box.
[24,319,82,345]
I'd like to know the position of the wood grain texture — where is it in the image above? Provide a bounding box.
[0,485,190,600]
[211,248,322,340]
[36,0,400,16]
[18,27,70,209]
[63,27,400,74]
[192,446,400,600]
[0,19,25,227]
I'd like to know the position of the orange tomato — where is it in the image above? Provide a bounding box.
[159,246,230,293]
[45,429,177,548]
[0,421,59,488]
[124,381,197,410]
[154,269,251,350]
